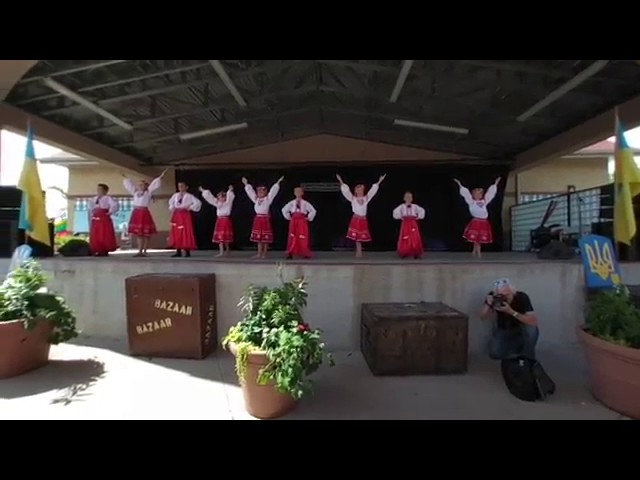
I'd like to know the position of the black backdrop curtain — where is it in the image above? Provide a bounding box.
[175,163,510,252]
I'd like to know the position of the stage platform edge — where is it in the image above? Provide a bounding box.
[3,251,640,355]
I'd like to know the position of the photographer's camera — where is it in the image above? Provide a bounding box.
[492,294,507,308]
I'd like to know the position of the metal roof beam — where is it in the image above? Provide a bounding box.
[81,84,323,136]
[316,60,398,74]
[42,78,133,131]
[389,60,414,103]
[319,85,554,130]
[42,76,221,114]
[517,60,609,122]
[18,60,129,84]
[15,62,212,106]
[40,62,289,116]
[208,60,247,107]
[116,107,317,148]
[459,60,625,84]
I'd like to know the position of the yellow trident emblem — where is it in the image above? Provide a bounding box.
[584,240,621,285]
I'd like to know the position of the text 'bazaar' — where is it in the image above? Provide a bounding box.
[154,299,193,315]
[136,318,172,335]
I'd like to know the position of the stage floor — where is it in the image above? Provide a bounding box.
[55,249,579,265]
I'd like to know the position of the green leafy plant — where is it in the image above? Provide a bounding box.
[222,265,334,400]
[585,286,640,348]
[0,259,79,344]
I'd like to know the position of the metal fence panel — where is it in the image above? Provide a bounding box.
[511,184,613,252]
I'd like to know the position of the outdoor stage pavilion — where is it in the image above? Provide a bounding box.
[2,60,640,174]
[1,59,640,354]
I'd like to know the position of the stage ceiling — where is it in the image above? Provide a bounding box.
[3,60,640,169]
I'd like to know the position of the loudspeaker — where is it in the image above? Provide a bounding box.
[58,239,91,257]
[0,219,19,257]
[537,240,576,260]
[0,187,22,209]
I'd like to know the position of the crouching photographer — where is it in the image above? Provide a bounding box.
[480,278,539,360]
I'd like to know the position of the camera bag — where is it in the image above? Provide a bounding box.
[500,356,556,402]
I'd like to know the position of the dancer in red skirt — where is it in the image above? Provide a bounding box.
[454,177,501,258]
[336,173,386,258]
[122,169,167,257]
[281,186,317,259]
[242,176,284,259]
[89,183,119,256]
[200,185,235,257]
[392,191,426,259]
[168,182,202,258]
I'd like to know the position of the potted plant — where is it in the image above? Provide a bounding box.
[578,286,640,419]
[222,266,334,419]
[0,259,79,379]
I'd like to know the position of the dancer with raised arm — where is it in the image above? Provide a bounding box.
[454,177,501,258]
[281,186,317,259]
[168,181,202,258]
[336,173,386,258]
[89,183,119,257]
[122,169,167,257]
[243,176,284,259]
[200,185,235,257]
[392,191,426,259]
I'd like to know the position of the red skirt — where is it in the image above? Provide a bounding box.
[250,215,273,243]
[286,212,312,258]
[213,216,234,244]
[128,207,157,237]
[463,218,493,244]
[89,208,118,254]
[347,215,371,242]
[397,217,424,258]
[168,209,197,250]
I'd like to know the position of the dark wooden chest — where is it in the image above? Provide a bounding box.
[361,302,468,376]
[125,273,217,359]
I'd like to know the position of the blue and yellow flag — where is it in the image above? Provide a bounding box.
[613,114,640,246]
[17,126,50,246]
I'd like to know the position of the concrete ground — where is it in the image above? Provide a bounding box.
[0,337,626,420]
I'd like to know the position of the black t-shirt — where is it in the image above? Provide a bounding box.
[487,291,534,330]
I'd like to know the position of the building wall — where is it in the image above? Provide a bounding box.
[501,156,609,236]
[516,156,609,194]
[67,166,175,248]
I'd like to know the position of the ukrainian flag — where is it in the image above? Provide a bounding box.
[17,126,50,246]
[613,114,640,246]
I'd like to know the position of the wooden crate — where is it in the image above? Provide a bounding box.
[361,302,468,376]
[125,273,217,359]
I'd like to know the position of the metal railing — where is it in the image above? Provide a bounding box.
[510,184,614,252]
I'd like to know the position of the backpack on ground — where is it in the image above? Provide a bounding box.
[58,238,92,257]
[500,356,556,402]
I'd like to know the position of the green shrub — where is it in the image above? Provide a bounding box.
[585,286,640,349]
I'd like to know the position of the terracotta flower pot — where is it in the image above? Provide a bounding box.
[577,326,640,419]
[0,319,53,379]
[228,342,297,419]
